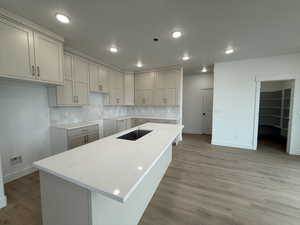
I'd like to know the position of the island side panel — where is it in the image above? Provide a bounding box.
[40,171,92,225]
[91,144,172,225]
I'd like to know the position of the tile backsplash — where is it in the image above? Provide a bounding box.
[50,93,180,126]
[127,106,179,118]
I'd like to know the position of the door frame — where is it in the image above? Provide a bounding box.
[252,75,296,154]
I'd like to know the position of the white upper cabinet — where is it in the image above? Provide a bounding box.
[124,72,134,105]
[154,70,180,105]
[33,32,63,84]
[107,69,124,105]
[135,72,155,90]
[73,56,89,84]
[64,53,73,80]
[89,63,109,93]
[74,81,89,105]
[98,66,109,93]
[134,69,181,106]
[48,52,89,107]
[134,72,155,105]
[0,18,34,79]
[89,62,98,92]
[0,17,63,84]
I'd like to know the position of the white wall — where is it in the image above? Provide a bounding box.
[0,154,6,208]
[183,73,213,133]
[0,79,51,183]
[212,53,300,154]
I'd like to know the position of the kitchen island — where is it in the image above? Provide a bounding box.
[34,123,183,225]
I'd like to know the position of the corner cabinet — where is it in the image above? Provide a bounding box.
[0,17,63,85]
[48,53,89,106]
[134,69,181,106]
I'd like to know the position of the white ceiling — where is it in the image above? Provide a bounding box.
[1,0,300,74]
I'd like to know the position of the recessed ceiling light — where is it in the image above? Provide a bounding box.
[55,13,70,24]
[113,189,120,196]
[109,46,118,53]
[225,48,235,55]
[172,31,182,39]
[136,61,143,68]
[182,55,190,61]
[201,66,208,73]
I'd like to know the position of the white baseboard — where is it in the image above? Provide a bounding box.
[0,195,7,208]
[211,139,254,150]
[4,166,38,184]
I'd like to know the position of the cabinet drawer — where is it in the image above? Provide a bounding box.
[68,124,99,138]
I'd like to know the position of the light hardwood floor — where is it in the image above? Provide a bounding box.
[1,134,300,225]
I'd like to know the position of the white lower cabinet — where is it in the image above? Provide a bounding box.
[50,124,100,155]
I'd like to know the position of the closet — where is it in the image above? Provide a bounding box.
[258,81,292,149]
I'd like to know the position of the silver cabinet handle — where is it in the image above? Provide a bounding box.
[37,66,40,77]
[32,65,35,76]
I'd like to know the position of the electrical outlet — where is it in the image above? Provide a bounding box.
[10,156,22,166]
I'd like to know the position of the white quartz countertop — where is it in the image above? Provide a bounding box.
[51,120,100,130]
[34,123,183,203]
[103,115,179,121]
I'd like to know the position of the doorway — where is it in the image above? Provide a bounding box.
[256,80,294,153]
[183,88,213,135]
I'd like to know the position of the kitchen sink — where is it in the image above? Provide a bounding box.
[117,129,152,141]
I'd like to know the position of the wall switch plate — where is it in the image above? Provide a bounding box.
[10,156,22,166]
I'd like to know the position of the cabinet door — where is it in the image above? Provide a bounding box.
[73,56,89,84]
[124,73,134,105]
[0,19,34,79]
[154,89,165,105]
[109,70,123,89]
[154,88,177,105]
[56,79,74,105]
[135,90,153,105]
[89,62,99,92]
[99,66,109,92]
[135,72,155,90]
[74,82,89,105]
[34,32,63,84]
[156,70,179,89]
[110,89,123,105]
[64,53,73,80]
[165,88,177,105]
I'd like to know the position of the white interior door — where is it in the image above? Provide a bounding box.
[201,89,213,134]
